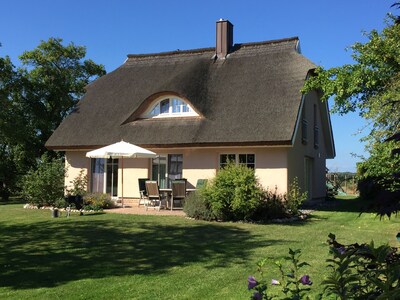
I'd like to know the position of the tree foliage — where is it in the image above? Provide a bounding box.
[302,14,400,215]
[0,38,105,197]
[20,154,65,207]
[303,16,400,142]
[358,140,400,192]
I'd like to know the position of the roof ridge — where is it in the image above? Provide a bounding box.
[126,36,299,60]
[236,36,299,48]
[127,47,215,59]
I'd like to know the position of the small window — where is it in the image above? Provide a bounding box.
[301,103,308,145]
[239,154,255,169]
[145,96,198,118]
[219,154,255,169]
[313,104,319,149]
[302,119,308,145]
[220,154,236,168]
[314,126,319,149]
[160,99,170,114]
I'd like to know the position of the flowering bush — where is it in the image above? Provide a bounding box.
[82,193,115,211]
[247,248,313,299]
[323,233,400,299]
[248,234,400,299]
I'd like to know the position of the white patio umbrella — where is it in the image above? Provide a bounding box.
[86,140,156,207]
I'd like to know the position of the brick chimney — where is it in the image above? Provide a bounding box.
[216,19,233,59]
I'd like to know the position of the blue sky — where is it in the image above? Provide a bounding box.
[1,0,397,172]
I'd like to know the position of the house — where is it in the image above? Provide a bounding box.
[46,20,335,201]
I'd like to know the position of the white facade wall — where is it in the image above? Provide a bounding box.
[64,146,290,199]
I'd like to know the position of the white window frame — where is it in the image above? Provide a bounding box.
[90,158,119,198]
[219,153,256,169]
[143,96,198,118]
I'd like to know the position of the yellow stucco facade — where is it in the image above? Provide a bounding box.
[64,91,332,200]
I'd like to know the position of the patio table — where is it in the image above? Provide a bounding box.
[159,188,196,210]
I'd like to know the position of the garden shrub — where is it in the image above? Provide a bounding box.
[20,154,65,207]
[251,187,288,221]
[203,163,264,221]
[183,189,215,221]
[83,193,115,211]
[251,178,306,222]
[54,197,68,209]
[286,177,307,216]
[67,169,88,196]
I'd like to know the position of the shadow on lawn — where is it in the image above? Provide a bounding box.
[0,197,25,205]
[0,216,284,290]
[303,196,375,214]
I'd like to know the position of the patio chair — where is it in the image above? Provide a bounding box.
[171,180,186,210]
[138,178,149,207]
[196,179,208,189]
[145,181,165,211]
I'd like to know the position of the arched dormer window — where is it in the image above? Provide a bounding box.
[143,96,198,118]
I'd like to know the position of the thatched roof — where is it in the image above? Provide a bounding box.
[46,37,317,150]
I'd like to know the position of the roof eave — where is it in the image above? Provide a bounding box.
[46,140,293,151]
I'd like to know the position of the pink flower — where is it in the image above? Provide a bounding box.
[252,291,262,300]
[248,276,258,290]
[299,275,312,285]
[271,279,280,285]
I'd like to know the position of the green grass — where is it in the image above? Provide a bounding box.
[0,197,399,299]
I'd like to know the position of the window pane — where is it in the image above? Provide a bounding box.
[172,98,180,113]
[221,154,236,164]
[168,154,183,186]
[220,154,228,164]
[152,156,167,188]
[91,158,105,193]
[247,164,255,170]
[147,97,196,117]
[314,126,319,149]
[302,119,308,144]
[239,154,247,164]
[220,154,237,169]
[160,99,169,114]
[106,158,118,197]
[150,103,160,116]
[168,154,183,174]
[247,154,255,164]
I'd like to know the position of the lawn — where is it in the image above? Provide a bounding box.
[0,197,399,299]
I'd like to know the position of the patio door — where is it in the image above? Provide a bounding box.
[151,154,183,188]
[152,156,167,188]
[91,158,118,197]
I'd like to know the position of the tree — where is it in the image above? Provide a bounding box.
[20,153,65,207]
[18,37,106,149]
[303,16,400,142]
[302,15,400,216]
[0,38,106,198]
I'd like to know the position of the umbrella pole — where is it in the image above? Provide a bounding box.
[121,157,124,207]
